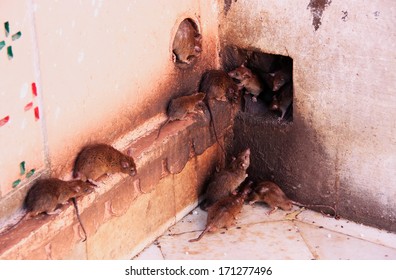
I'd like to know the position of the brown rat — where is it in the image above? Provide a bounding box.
[25,178,94,216]
[220,45,251,72]
[228,64,263,102]
[248,181,336,216]
[201,148,250,210]
[247,51,279,73]
[156,92,206,139]
[199,70,239,154]
[73,143,137,184]
[270,83,293,121]
[1,178,94,239]
[263,55,293,91]
[200,70,239,103]
[172,19,202,65]
[189,181,252,242]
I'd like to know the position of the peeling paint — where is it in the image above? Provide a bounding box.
[307,0,332,31]
[341,10,348,22]
[224,0,237,16]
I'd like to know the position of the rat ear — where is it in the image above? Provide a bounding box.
[73,186,81,193]
[258,187,270,194]
[121,160,130,168]
[243,73,251,79]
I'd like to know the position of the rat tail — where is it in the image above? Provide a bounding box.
[155,118,170,140]
[189,227,210,242]
[207,100,226,156]
[292,201,337,217]
[72,198,88,242]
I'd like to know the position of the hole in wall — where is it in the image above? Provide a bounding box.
[221,45,293,122]
[172,18,202,68]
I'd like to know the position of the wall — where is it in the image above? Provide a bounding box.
[0,0,229,259]
[220,0,396,231]
[0,0,220,220]
[1,0,395,259]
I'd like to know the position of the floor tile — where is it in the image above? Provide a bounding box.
[158,218,313,259]
[296,221,396,260]
[132,204,396,260]
[297,210,396,249]
[166,208,206,235]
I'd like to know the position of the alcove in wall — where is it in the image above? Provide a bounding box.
[221,45,293,123]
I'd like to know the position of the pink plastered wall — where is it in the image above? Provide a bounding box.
[0,0,220,214]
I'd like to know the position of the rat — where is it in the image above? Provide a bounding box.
[199,70,239,154]
[201,148,250,210]
[156,92,206,139]
[200,70,239,103]
[264,69,292,92]
[270,83,293,121]
[264,56,292,92]
[172,19,202,65]
[228,64,263,102]
[73,143,137,185]
[247,51,279,73]
[189,181,252,242]
[248,181,336,216]
[220,45,250,72]
[1,178,94,240]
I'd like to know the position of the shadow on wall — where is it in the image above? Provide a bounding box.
[224,44,396,233]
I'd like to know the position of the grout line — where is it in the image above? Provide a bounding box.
[293,220,320,260]
[156,240,166,260]
[27,0,52,172]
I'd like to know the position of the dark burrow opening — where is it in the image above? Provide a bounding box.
[221,45,293,123]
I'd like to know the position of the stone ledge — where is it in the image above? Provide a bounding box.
[0,111,231,259]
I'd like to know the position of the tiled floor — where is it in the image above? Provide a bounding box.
[134,203,396,260]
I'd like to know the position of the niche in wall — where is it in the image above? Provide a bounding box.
[172,18,202,68]
[221,45,293,123]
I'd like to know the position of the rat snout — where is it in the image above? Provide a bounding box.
[228,70,236,78]
[284,202,293,211]
[244,148,251,155]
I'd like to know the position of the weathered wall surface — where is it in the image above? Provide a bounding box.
[221,0,396,231]
[0,122,224,259]
[0,0,229,259]
[1,0,395,260]
[0,0,220,221]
